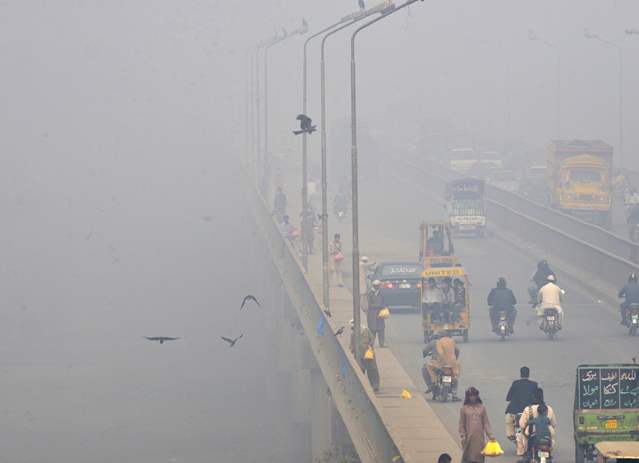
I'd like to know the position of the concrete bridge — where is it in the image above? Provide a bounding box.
[246,152,637,463]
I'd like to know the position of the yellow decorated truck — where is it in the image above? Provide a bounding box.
[547,140,613,228]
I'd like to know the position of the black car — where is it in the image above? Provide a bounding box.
[369,261,423,311]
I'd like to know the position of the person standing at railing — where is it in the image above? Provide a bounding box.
[272,186,287,222]
[359,256,376,311]
[349,319,379,392]
[366,280,386,347]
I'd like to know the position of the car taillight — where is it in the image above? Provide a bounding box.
[385,282,394,289]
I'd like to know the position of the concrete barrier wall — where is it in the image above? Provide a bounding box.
[243,173,403,463]
[484,183,639,263]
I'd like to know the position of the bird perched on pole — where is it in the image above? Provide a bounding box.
[293,114,316,135]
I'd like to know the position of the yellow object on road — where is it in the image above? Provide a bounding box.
[400,389,412,399]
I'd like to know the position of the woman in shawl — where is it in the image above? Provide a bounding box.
[459,387,495,463]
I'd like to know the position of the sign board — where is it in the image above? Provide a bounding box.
[422,267,466,278]
[577,365,639,410]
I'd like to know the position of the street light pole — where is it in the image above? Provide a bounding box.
[317,1,395,311]
[349,0,423,360]
[302,21,349,275]
[529,30,561,139]
[585,30,624,168]
[264,21,308,198]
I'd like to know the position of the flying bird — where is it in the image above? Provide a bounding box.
[358,0,366,10]
[144,336,180,344]
[293,114,316,135]
[335,326,345,336]
[240,295,261,310]
[221,334,243,347]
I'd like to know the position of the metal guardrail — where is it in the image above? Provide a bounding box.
[420,160,639,264]
[243,172,403,463]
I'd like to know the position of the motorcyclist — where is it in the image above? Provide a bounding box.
[536,274,564,327]
[524,403,553,463]
[528,260,555,304]
[422,331,460,400]
[487,277,517,334]
[618,273,639,325]
[505,366,538,443]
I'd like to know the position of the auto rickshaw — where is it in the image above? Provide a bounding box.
[420,262,470,343]
[595,441,639,462]
[574,364,639,463]
[418,221,455,268]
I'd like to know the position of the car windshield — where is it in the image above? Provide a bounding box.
[571,169,601,183]
[380,264,421,277]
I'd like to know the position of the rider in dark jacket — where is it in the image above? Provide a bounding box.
[619,273,639,325]
[487,277,517,333]
[533,260,555,290]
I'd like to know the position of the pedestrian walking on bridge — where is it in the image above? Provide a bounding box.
[459,387,495,463]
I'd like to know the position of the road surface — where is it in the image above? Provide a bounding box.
[326,157,633,463]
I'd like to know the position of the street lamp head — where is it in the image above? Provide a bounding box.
[584,28,595,39]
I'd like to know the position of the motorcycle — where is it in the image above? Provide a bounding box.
[432,365,456,402]
[423,352,457,402]
[497,310,511,341]
[540,308,561,340]
[530,436,553,463]
[626,303,639,336]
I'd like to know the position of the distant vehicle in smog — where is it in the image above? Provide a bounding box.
[445,178,486,237]
[487,169,520,192]
[368,261,423,312]
[548,140,613,228]
[448,147,478,174]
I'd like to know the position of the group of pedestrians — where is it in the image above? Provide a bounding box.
[275,187,346,286]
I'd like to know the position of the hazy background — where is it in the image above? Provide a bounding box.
[1,1,638,461]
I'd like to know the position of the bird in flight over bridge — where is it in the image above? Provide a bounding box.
[220,334,244,347]
[144,336,180,344]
